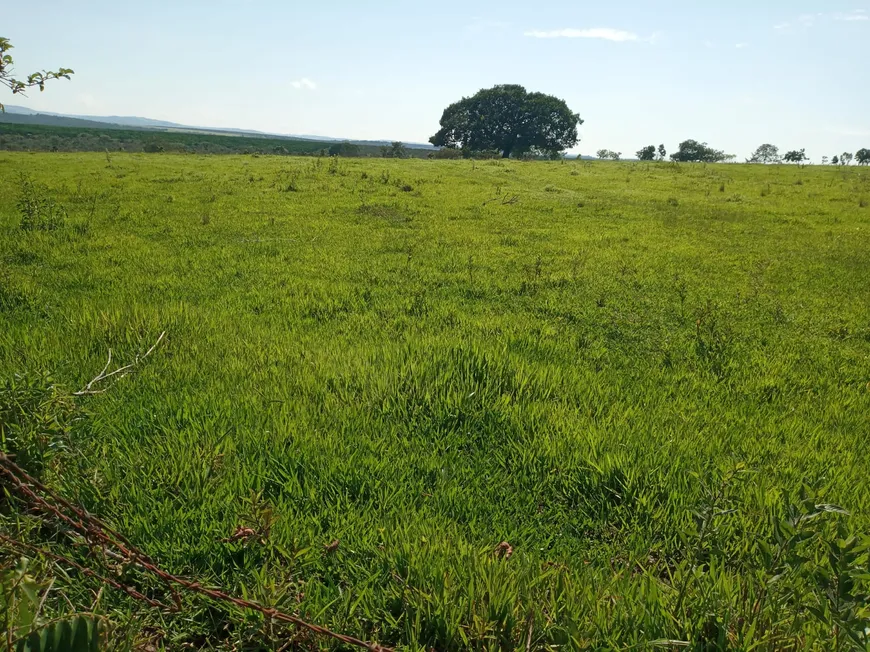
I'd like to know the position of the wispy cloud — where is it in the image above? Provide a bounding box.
[775,10,866,30]
[798,13,822,27]
[524,27,639,42]
[735,42,749,48]
[834,9,868,21]
[290,78,317,90]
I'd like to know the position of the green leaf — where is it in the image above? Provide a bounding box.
[16,617,99,652]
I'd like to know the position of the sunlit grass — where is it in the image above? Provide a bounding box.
[1,153,869,649]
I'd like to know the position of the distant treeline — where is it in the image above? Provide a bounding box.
[0,122,433,158]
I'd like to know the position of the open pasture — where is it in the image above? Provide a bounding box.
[1,153,869,649]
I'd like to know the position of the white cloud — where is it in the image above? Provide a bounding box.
[291,78,317,90]
[524,27,639,42]
[834,9,868,21]
[773,22,790,30]
[735,42,749,48]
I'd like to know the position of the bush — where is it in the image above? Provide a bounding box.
[328,141,361,157]
[431,148,463,160]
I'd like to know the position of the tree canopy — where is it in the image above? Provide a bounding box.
[430,85,581,158]
[328,141,361,157]
[596,149,621,161]
[670,140,729,163]
[856,148,870,165]
[636,145,656,161]
[381,141,408,158]
[0,37,73,111]
[749,144,781,164]
[782,148,807,164]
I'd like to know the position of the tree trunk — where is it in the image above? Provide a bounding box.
[501,148,511,159]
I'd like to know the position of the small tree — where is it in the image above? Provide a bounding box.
[328,141,361,157]
[596,149,621,161]
[832,155,839,165]
[856,148,870,165]
[636,145,656,161]
[657,144,667,161]
[0,37,73,111]
[670,140,727,163]
[841,152,854,166]
[783,148,807,164]
[748,144,781,164]
[821,156,829,165]
[381,141,408,159]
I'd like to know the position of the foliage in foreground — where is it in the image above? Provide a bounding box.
[1,154,869,649]
[0,37,73,112]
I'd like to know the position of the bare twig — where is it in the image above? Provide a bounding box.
[0,454,393,652]
[482,194,520,207]
[0,533,171,610]
[74,331,166,396]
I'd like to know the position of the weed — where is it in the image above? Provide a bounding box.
[17,176,66,232]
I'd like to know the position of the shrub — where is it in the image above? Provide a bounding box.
[17,176,66,231]
[431,148,463,160]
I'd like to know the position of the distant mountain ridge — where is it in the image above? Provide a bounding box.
[0,105,435,149]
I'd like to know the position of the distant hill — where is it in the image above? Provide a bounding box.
[2,105,186,129]
[0,105,435,150]
[0,112,143,130]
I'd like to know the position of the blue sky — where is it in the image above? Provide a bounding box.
[5,1,869,160]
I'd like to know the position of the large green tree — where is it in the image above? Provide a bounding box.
[0,37,73,111]
[430,85,582,158]
[856,148,870,165]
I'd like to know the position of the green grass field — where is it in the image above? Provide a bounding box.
[1,153,869,650]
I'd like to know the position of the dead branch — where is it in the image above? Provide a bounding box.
[75,331,166,396]
[0,454,393,652]
[482,194,520,207]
